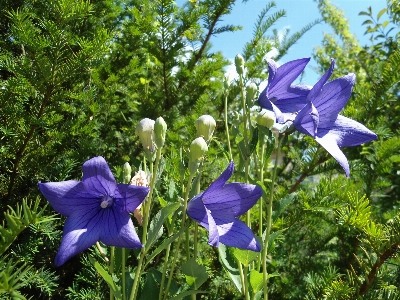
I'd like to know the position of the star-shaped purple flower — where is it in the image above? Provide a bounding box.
[258,57,311,123]
[293,59,378,176]
[38,156,149,266]
[187,161,262,252]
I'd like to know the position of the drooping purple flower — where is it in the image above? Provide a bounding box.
[258,58,311,123]
[187,161,262,252]
[293,59,378,176]
[38,156,149,266]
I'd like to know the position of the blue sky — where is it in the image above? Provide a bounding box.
[178,0,387,83]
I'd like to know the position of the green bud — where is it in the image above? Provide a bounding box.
[235,54,245,75]
[189,137,208,174]
[224,75,232,90]
[154,116,167,148]
[135,118,156,152]
[246,83,258,106]
[195,115,216,141]
[122,162,132,184]
[256,109,275,129]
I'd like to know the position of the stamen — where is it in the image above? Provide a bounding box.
[100,195,114,208]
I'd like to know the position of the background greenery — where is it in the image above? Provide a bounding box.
[0,0,399,299]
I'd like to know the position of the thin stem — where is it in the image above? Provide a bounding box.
[163,172,195,300]
[122,248,126,300]
[110,246,115,300]
[237,260,246,296]
[262,136,283,300]
[257,143,266,271]
[158,243,171,300]
[130,149,162,300]
[224,92,233,161]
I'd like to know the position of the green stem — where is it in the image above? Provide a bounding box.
[243,264,250,300]
[257,143,266,271]
[262,136,282,300]
[122,248,126,300]
[158,243,171,300]
[129,149,162,300]
[110,246,115,300]
[163,172,195,300]
[224,92,233,161]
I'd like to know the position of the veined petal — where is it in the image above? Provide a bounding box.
[82,156,117,196]
[267,58,310,99]
[187,193,209,228]
[206,209,219,247]
[54,209,102,266]
[315,134,350,177]
[307,59,335,101]
[115,184,149,213]
[271,101,284,123]
[294,102,319,137]
[99,209,142,249]
[38,181,100,217]
[203,183,262,217]
[213,215,261,252]
[267,58,278,86]
[313,74,355,127]
[204,161,234,194]
[317,115,378,147]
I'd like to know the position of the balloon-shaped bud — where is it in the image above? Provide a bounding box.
[136,118,156,152]
[154,116,167,148]
[246,83,258,107]
[256,109,275,129]
[122,162,132,184]
[189,137,208,174]
[235,54,245,75]
[195,115,216,141]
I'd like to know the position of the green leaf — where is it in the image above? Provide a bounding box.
[272,193,297,222]
[377,8,387,20]
[139,269,159,300]
[89,256,122,299]
[232,248,259,267]
[248,126,259,156]
[362,19,374,25]
[250,270,264,293]
[181,258,208,289]
[146,202,180,250]
[358,11,370,16]
[218,244,242,293]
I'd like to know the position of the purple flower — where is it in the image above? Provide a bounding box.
[258,58,311,123]
[293,59,378,176]
[187,161,262,251]
[38,156,149,266]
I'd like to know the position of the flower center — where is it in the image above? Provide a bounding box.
[100,195,114,209]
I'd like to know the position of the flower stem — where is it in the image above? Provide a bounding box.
[129,148,162,300]
[262,136,282,300]
[257,143,266,271]
[158,243,171,300]
[163,172,195,300]
[224,91,233,161]
[122,248,126,300]
[110,246,115,300]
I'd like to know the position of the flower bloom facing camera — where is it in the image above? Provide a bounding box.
[187,161,262,251]
[38,156,149,266]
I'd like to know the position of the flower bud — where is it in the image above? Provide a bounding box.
[136,118,156,152]
[189,137,208,174]
[154,116,167,148]
[246,83,257,107]
[122,162,132,184]
[195,115,216,141]
[235,54,245,75]
[256,109,275,129]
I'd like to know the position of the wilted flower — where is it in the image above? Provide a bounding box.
[136,118,156,152]
[130,170,150,226]
[187,161,262,251]
[195,115,216,141]
[293,59,377,176]
[38,156,149,266]
[258,58,311,123]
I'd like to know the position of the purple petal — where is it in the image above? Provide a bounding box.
[267,58,310,99]
[203,183,262,217]
[99,208,143,249]
[213,214,261,252]
[266,58,278,87]
[313,74,355,127]
[55,208,102,266]
[204,161,234,194]
[206,209,219,247]
[271,101,284,123]
[115,184,149,213]
[294,102,319,137]
[82,156,117,196]
[38,181,100,217]
[187,193,209,228]
[307,59,335,101]
[317,115,377,147]
[314,134,350,177]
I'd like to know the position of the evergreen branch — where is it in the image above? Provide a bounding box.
[0,197,58,255]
